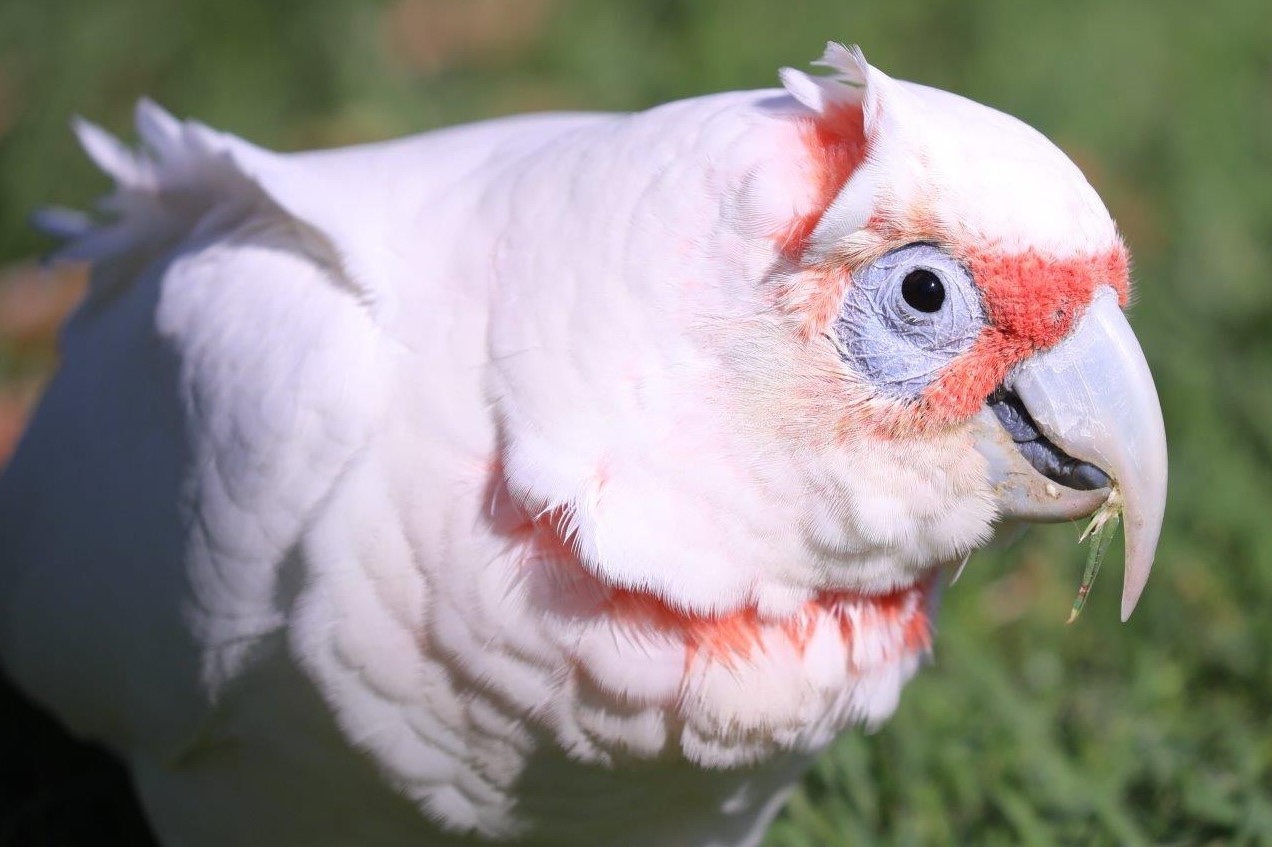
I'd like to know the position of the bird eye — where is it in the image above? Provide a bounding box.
[901,269,945,313]
[833,243,985,400]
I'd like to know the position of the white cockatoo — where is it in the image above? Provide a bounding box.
[0,45,1166,847]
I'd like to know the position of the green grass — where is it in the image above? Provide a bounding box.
[2,0,1271,844]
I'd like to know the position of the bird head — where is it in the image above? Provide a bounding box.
[493,44,1166,639]
[765,44,1167,619]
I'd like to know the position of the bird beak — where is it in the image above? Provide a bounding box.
[974,286,1168,620]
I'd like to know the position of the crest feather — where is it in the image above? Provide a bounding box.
[779,42,870,115]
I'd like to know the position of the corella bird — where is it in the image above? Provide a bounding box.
[0,44,1166,846]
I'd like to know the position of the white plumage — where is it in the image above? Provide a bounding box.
[0,45,1166,846]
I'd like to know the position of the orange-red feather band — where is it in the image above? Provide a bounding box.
[773,103,869,262]
[518,507,933,674]
[769,104,870,340]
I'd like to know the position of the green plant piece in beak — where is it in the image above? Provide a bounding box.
[1068,488,1123,623]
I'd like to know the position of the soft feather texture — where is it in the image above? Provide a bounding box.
[0,46,1127,846]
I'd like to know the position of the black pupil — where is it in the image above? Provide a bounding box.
[901,269,945,313]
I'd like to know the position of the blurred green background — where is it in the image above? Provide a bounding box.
[1,0,1270,844]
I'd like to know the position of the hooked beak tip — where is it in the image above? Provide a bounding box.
[1004,287,1168,620]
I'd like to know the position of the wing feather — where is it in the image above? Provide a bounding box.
[0,105,392,763]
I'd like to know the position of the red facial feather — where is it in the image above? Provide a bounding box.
[924,245,1130,421]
